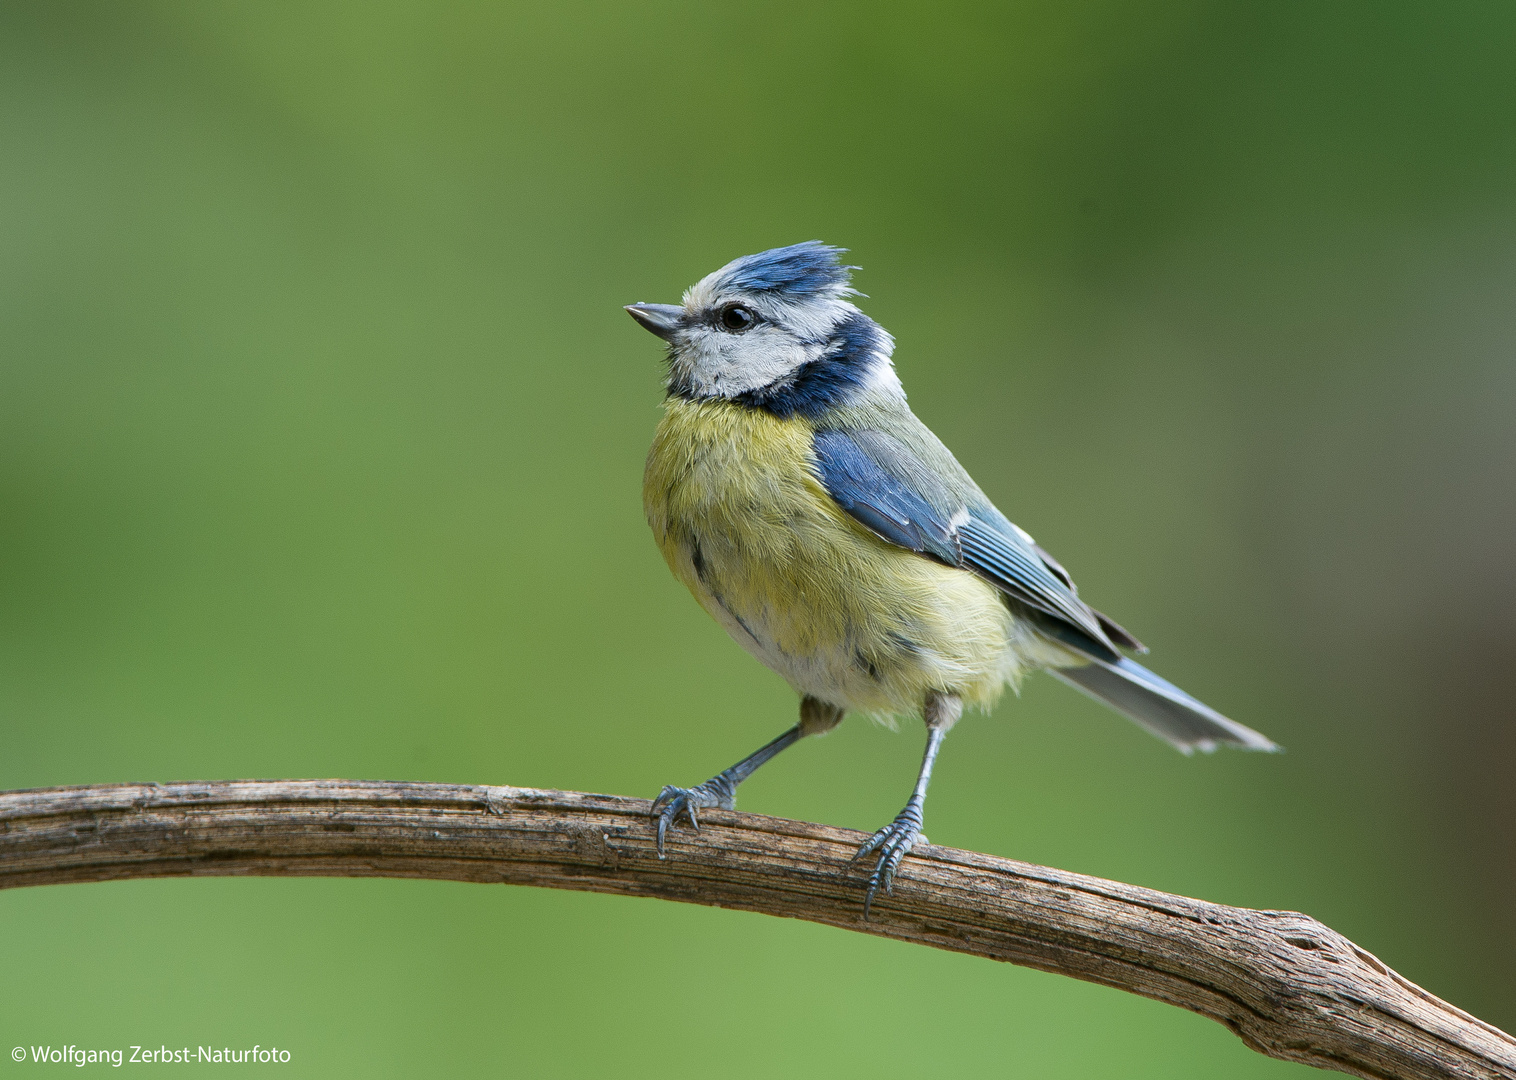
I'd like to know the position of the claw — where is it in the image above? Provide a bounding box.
[850,832,885,863]
[655,808,671,857]
[650,782,726,858]
[854,804,924,920]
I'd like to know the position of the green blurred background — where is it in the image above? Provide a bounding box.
[2,1,1513,1075]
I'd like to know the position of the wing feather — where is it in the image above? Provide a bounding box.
[808,424,1274,752]
[811,427,1117,654]
[810,428,959,565]
[957,512,1110,645]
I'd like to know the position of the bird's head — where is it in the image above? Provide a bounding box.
[626,242,900,418]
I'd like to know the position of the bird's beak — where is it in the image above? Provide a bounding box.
[625,303,684,341]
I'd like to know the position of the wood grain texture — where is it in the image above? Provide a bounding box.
[0,779,1510,1079]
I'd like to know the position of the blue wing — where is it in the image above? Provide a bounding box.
[809,426,1280,753]
[810,427,1122,657]
[809,428,959,566]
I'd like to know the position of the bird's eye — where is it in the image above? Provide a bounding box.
[718,304,756,332]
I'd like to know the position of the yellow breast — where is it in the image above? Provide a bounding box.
[643,398,1031,717]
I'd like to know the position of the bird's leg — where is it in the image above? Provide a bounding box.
[853,691,962,918]
[652,696,843,858]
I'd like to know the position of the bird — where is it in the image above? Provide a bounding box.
[626,241,1277,914]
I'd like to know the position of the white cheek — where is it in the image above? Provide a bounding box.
[682,328,810,397]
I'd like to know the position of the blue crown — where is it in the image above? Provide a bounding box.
[719,241,856,299]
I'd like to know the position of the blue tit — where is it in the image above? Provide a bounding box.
[627,242,1277,912]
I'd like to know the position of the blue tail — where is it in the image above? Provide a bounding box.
[1050,657,1279,754]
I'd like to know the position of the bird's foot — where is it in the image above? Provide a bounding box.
[852,802,925,919]
[650,776,736,858]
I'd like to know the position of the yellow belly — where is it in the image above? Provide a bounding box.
[644,398,1048,717]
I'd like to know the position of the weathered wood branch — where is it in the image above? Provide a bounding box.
[0,779,1509,1079]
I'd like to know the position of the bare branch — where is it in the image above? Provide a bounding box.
[1,780,1510,1079]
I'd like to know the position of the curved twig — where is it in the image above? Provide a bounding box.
[0,779,1509,1079]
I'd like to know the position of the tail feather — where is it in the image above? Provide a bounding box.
[1051,657,1279,755]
